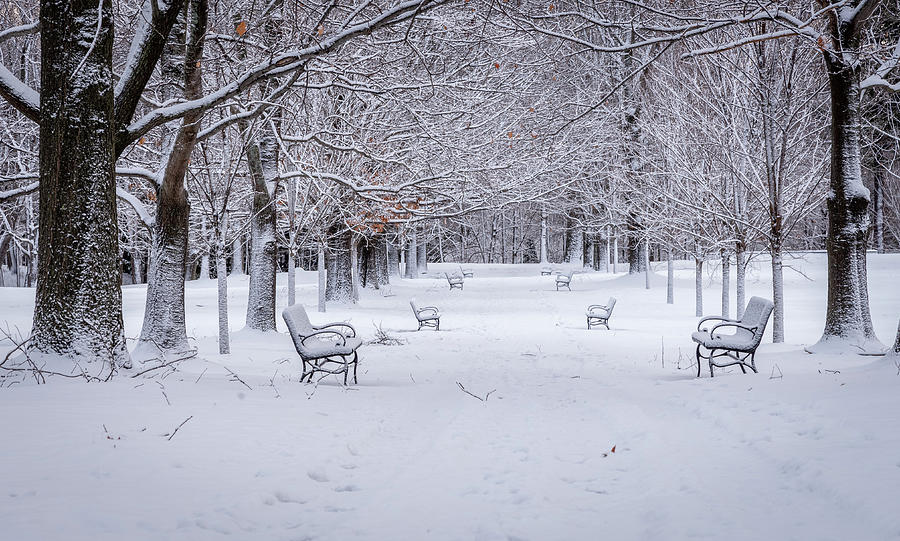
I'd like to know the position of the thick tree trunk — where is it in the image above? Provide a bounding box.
[404,230,418,279]
[626,220,646,274]
[135,1,206,360]
[243,126,279,331]
[387,240,401,278]
[564,213,583,265]
[32,0,127,371]
[372,235,390,287]
[809,49,882,353]
[416,232,427,274]
[326,231,355,303]
[891,319,900,356]
[612,236,618,273]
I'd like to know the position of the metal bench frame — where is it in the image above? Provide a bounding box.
[587,297,617,330]
[445,272,464,290]
[410,298,440,331]
[282,305,360,385]
[555,270,575,291]
[692,296,774,378]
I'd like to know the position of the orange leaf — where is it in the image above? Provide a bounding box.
[235,20,247,36]
[507,131,513,138]
[317,24,324,36]
[610,445,616,453]
[494,62,500,69]
[548,3,554,10]
[528,107,534,112]
[138,136,146,145]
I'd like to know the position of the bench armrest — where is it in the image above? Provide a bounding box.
[587,304,609,311]
[301,329,348,347]
[417,306,439,314]
[697,315,736,331]
[313,322,357,337]
[709,321,758,337]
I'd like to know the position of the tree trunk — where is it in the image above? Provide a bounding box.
[735,242,746,320]
[287,252,296,306]
[644,238,651,289]
[373,235,390,287]
[416,231,427,274]
[873,166,884,254]
[135,0,206,360]
[540,209,548,264]
[809,47,882,353]
[326,230,354,303]
[666,246,674,305]
[772,248,785,343]
[216,242,230,354]
[626,216,646,274]
[404,230,418,278]
[564,213,583,265]
[721,249,730,319]
[612,236,618,273]
[32,0,127,370]
[604,228,611,273]
[694,256,703,317]
[317,244,326,312]
[387,240,400,277]
[242,125,279,331]
[232,238,244,275]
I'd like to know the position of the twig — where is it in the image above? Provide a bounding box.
[769,364,783,379]
[166,416,193,441]
[456,381,496,402]
[225,366,252,390]
[195,367,207,383]
[157,381,171,405]
[130,349,198,378]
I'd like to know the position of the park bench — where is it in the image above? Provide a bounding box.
[410,298,441,331]
[445,272,464,290]
[555,270,575,291]
[586,297,617,330]
[282,304,362,385]
[691,296,774,377]
[459,265,474,278]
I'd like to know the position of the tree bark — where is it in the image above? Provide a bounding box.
[326,230,355,303]
[809,42,882,353]
[135,0,207,360]
[32,0,127,370]
[721,249,730,319]
[694,256,703,317]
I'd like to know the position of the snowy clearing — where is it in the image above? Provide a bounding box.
[1,252,899,541]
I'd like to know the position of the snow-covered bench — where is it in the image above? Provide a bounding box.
[586,297,617,330]
[445,272,464,290]
[282,304,362,385]
[691,296,774,377]
[555,270,575,291]
[410,298,440,331]
[459,265,474,278]
[540,267,555,276]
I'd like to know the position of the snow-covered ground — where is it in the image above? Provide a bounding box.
[1,252,898,541]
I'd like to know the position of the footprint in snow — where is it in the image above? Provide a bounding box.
[307,470,329,482]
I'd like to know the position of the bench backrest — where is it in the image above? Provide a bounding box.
[737,296,774,347]
[410,298,419,314]
[283,304,317,351]
[606,297,617,314]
